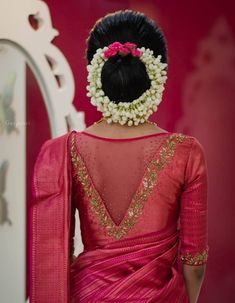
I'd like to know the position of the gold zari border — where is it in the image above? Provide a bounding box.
[70,133,186,240]
[180,248,209,265]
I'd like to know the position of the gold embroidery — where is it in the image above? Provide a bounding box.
[180,248,209,265]
[70,133,186,240]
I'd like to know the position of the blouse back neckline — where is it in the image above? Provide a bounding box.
[79,130,172,142]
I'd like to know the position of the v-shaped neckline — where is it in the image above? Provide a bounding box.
[70,131,186,239]
[72,132,169,226]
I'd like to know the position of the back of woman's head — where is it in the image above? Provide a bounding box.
[86,9,168,104]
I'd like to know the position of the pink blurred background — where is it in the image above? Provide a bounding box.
[27,0,235,302]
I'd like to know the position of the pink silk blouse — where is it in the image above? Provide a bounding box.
[30,130,209,303]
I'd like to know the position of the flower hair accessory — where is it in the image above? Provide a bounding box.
[104,42,143,58]
[86,41,168,126]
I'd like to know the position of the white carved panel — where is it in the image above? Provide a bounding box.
[0,1,86,302]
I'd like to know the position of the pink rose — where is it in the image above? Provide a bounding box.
[119,46,130,56]
[104,48,118,58]
[131,48,143,58]
[124,42,137,50]
[104,42,123,58]
[110,42,123,49]
[103,41,142,59]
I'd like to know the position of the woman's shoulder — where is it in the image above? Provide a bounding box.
[169,131,203,145]
[35,132,74,168]
[34,132,74,181]
[40,131,74,149]
[168,132,206,160]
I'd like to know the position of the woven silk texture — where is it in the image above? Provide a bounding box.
[68,131,209,302]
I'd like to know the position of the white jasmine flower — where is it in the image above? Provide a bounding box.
[86,46,167,126]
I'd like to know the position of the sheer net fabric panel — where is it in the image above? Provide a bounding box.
[72,133,167,226]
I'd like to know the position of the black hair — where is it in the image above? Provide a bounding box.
[86,9,168,104]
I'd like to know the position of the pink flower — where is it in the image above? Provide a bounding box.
[104,48,118,58]
[110,42,123,49]
[119,46,130,56]
[123,42,137,50]
[131,48,143,58]
[103,41,142,59]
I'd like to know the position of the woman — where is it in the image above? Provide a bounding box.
[30,10,209,303]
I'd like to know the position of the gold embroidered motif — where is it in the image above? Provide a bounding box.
[180,248,209,265]
[70,133,186,240]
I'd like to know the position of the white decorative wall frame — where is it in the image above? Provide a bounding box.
[0,1,86,302]
[0,0,85,137]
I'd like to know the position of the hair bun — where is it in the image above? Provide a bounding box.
[116,53,133,64]
[116,57,122,64]
[86,10,167,103]
[112,53,132,66]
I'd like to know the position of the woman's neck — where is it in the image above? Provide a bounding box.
[83,117,168,138]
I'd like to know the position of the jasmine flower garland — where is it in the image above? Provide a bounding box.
[86,42,168,126]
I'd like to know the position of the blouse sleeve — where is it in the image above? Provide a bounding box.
[179,137,209,266]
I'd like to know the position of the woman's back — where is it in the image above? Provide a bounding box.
[71,129,183,242]
[69,129,208,302]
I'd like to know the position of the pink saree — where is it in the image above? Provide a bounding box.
[30,130,209,303]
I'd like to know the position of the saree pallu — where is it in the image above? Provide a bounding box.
[70,224,189,303]
[30,132,73,303]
